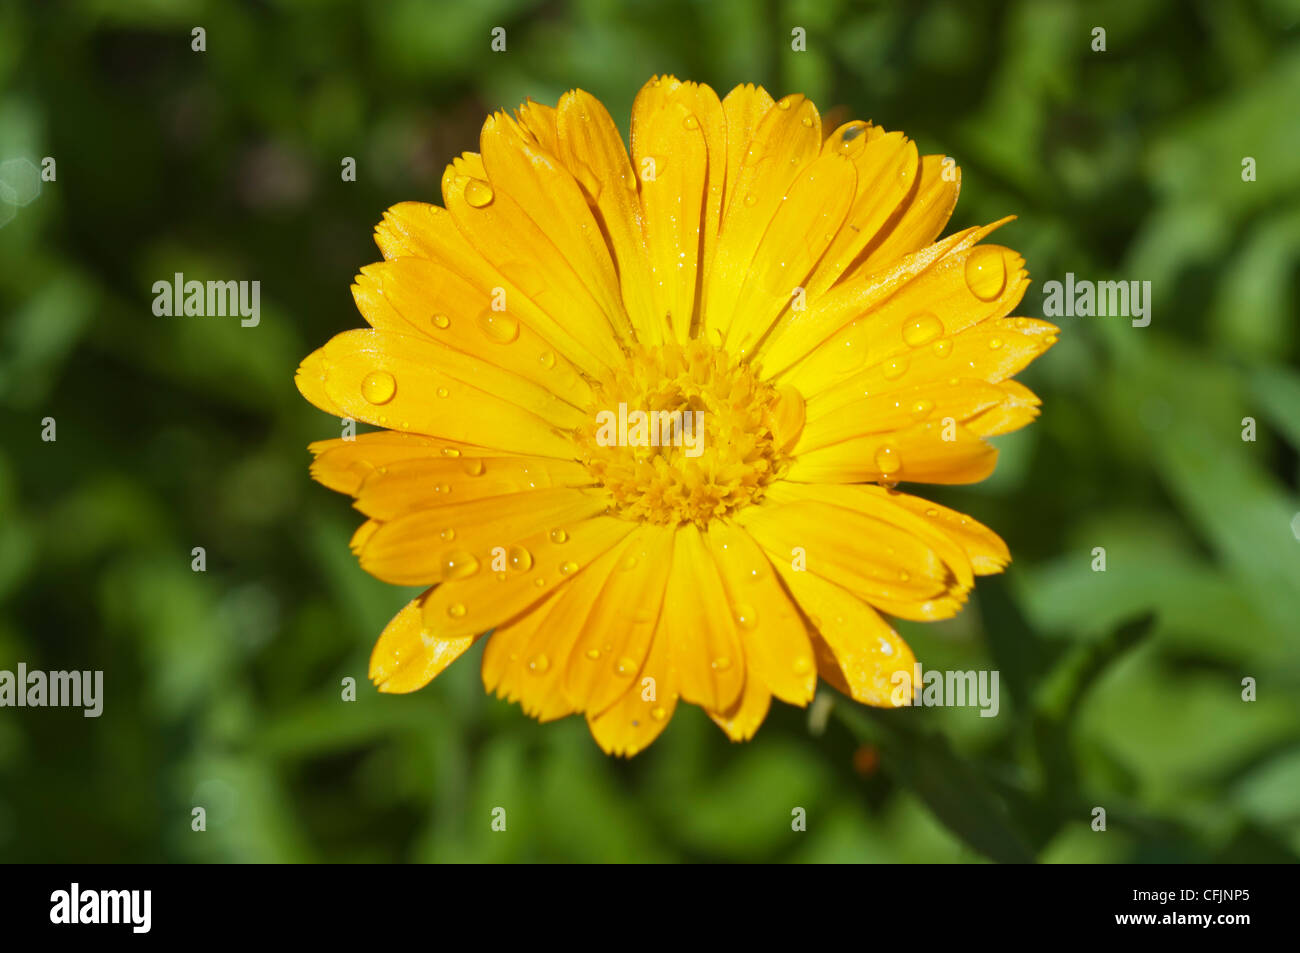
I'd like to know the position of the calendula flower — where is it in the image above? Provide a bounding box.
[295,76,1056,755]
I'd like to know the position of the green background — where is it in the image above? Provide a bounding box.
[1,0,1298,863]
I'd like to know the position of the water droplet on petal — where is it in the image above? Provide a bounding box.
[902,312,944,347]
[441,551,480,580]
[528,653,550,673]
[932,338,953,359]
[477,309,520,343]
[619,553,639,571]
[463,178,495,208]
[360,370,396,405]
[734,604,758,630]
[538,350,556,369]
[651,706,667,721]
[616,657,637,676]
[988,337,1004,350]
[447,602,467,618]
[549,528,569,544]
[436,387,449,398]
[441,447,461,458]
[507,546,533,571]
[874,445,902,475]
[910,398,934,418]
[964,246,1007,301]
[559,560,578,575]
[439,527,455,541]
[711,656,733,672]
[682,114,699,130]
[776,97,793,110]
[431,313,451,330]
[461,457,485,476]
[585,648,601,660]
[882,356,909,380]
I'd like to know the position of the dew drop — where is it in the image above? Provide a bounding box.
[585,648,601,660]
[800,115,814,128]
[441,447,461,458]
[549,528,569,544]
[882,356,909,380]
[477,309,520,343]
[461,457,485,476]
[436,386,449,398]
[507,546,533,571]
[360,371,396,405]
[682,114,699,130]
[441,551,479,580]
[463,178,495,208]
[793,656,812,675]
[964,246,1006,301]
[619,553,639,571]
[925,508,939,517]
[538,350,556,369]
[776,97,793,110]
[988,337,1004,350]
[932,338,953,359]
[528,653,550,674]
[711,657,733,672]
[910,398,934,418]
[616,657,636,676]
[734,604,758,630]
[439,527,455,541]
[559,560,578,575]
[431,313,451,330]
[874,445,902,475]
[650,706,667,721]
[447,602,467,618]
[902,312,944,348]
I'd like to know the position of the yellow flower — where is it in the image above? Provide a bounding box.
[295,77,1057,755]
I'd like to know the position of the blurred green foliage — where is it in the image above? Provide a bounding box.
[1,0,1298,863]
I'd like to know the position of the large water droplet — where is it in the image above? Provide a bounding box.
[964,247,1006,301]
[902,312,943,347]
[461,458,485,476]
[441,550,480,580]
[360,371,396,405]
[507,546,533,571]
[874,445,902,475]
[463,178,495,208]
[477,309,520,343]
[549,528,569,544]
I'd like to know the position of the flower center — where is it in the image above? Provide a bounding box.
[576,339,804,526]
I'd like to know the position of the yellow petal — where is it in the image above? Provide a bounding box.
[354,456,594,521]
[316,329,579,457]
[707,671,771,742]
[369,590,479,693]
[633,96,707,342]
[772,564,916,706]
[663,524,745,712]
[734,495,961,620]
[719,83,775,221]
[373,201,611,377]
[358,488,607,586]
[780,242,1029,399]
[586,615,678,757]
[786,418,998,486]
[799,378,1008,450]
[705,520,815,705]
[442,157,627,371]
[724,153,858,357]
[564,526,675,714]
[479,111,634,343]
[853,152,962,275]
[705,93,822,340]
[420,514,636,639]
[555,89,664,346]
[295,348,345,417]
[351,258,593,408]
[868,488,1010,575]
[802,130,920,299]
[309,432,506,496]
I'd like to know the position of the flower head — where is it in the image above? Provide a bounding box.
[296,76,1057,755]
